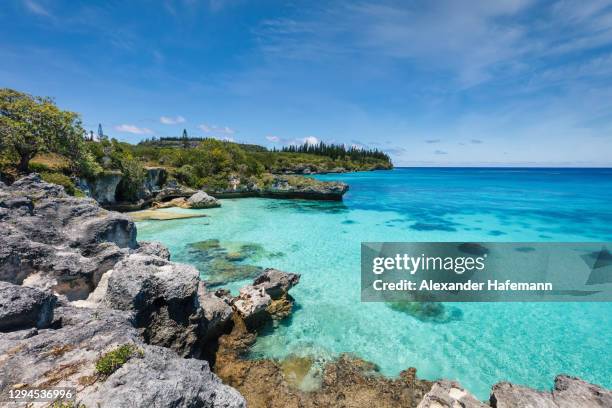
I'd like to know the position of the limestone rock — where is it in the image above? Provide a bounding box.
[553,375,612,407]
[417,380,487,408]
[188,190,221,208]
[0,281,56,331]
[0,305,245,408]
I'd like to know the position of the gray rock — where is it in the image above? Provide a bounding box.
[86,171,123,204]
[253,268,300,300]
[0,305,245,408]
[155,179,197,201]
[418,380,487,408]
[188,190,221,208]
[198,284,233,341]
[104,254,204,357]
[0,175,135,300]
[553,375,612,407]
[0,282,56,331]
[136,241,171,260]
[232,284,271,323]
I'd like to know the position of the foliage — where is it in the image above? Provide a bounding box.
[0,88,97,175]
[95,344,143,377]
[40,172,83,196]
[280,141,391,162]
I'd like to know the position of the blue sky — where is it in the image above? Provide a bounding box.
[2,0,612,166]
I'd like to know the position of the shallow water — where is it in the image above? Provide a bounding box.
[137,168,612,399]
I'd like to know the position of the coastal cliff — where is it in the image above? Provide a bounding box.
[1,175,610,408]
[80,169,349,210]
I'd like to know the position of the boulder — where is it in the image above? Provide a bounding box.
[0,305,245,408]
[135,241,171,260]
[188,190,221,208]
[0,282,56,331]
[253,268,300,300]
[103,254,203,357]
[418,380,487,408]
[155,179,197,201]
[553,375,612,407]
[232,269,300,328]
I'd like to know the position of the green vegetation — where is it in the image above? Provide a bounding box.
[1,87,392,196]
[95,344,143,377]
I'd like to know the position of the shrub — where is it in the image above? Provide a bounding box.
[95,344,143,377]
[40,172,81,196]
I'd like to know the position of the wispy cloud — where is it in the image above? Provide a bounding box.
[265,135,320,145]
[266,135,280,142]
[114,124,153,135]
[471,139,484,144]
[160,115,186,125]
[434,150,448,155]
[199,123,235,134]
[23,0,51,17]
[425,139,441,144]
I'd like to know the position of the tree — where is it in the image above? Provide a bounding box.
[182,128,189,149]
[97,123,104,141]
[0,88,88,172]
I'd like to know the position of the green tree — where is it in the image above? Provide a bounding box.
[182,128,189,149]
[0,88,88,173]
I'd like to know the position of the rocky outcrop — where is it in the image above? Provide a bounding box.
[0,281,56,331]
[79,170,123,205]
[0,174,135,300]
[210,174,349,201]
[490,375,612,407]
[152,190,221,210]
[0,305,245,407]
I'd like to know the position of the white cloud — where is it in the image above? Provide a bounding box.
[302,136,319,145]
[160,115,186,125]
[266,135,280,142]
[23,0,51,17]
[198,124,235,134]
[114,124,153,135]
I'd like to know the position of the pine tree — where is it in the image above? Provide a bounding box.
[182,129,189,148]
[97,124,107,141]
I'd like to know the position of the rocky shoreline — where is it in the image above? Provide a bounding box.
[79,167,350,212]
[1,174,611,407]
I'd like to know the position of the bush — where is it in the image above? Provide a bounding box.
[95,344,143,377]
[40,172,81,196]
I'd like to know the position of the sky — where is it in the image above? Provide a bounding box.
[2,0,612,166]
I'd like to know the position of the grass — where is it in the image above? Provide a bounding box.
[95,344,143,377]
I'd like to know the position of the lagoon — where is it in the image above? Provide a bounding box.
[136,168,612,399]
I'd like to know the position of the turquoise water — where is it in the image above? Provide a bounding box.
[136,168,612,399]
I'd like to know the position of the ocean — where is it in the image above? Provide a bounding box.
[136,167,612,399]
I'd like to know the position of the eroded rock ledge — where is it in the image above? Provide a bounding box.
[1,175,610,408]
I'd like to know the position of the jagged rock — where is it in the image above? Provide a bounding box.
[198,284,234,341]
[136,241,171,260]
[265,175,349,200]
[103,254,203,357]
[188,190,221,208]
[82,170,123,204]
[0,174,135,300]
[553,375,612,407]
[491,375,612,408]
[253,268,300,300]
[0,281,56,331]
[232,269,300,328]
[0,305,245,408]
[417,380,487,408]
[155,179,197,201]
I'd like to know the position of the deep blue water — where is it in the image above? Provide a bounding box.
[137,168,612,399]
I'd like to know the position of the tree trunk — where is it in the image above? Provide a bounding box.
[17,153,32,173]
